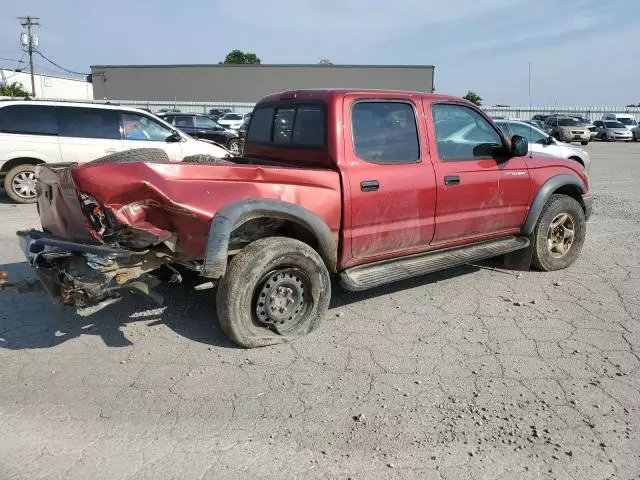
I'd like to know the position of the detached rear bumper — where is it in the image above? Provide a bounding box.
[16,229,166,315]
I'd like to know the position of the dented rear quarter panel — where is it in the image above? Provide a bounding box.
[71,162,342,259]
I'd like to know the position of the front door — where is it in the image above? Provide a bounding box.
[57,106,123,163]
[427,102,530,245]
[343,97,437,261]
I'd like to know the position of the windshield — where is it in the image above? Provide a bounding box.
[618,117,638,126]
[220,113,243,121]
[605,121,626,128]
[558,118,579,126]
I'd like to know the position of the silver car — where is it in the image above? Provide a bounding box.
[495,120,591,172]
[594,120,634,142]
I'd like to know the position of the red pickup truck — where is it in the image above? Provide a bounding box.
[14,89,592,348]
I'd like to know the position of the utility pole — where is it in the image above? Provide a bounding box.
[19,16,40,97]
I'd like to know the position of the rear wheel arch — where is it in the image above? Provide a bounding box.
[522,175,586,236]
[1,157,45,174]
[203,199,337,279]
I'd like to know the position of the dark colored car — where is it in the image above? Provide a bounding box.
[162,113,242,154]
[532,114,550,123]
[12,89,591,348]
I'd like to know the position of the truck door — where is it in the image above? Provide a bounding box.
[342,97,437,261]
[426,102,530,244]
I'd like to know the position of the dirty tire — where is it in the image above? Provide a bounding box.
[531,194,586,271]
[216,237,331,348]
[182,154,235,165]
[89,148,170,165]
[3,164,38,204]
[581,140,589,145]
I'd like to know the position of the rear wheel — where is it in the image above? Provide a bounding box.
[226,138,241,155]
[216,237,331,348]
[531,194,586,271]
[3,164,38,204]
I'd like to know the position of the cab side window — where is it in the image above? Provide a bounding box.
[431,104,502,161]
[351,101,420,164]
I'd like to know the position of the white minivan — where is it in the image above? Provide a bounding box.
[602,113,639,131]
[0,101,231,203]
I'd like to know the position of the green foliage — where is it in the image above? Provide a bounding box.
[0,81,30,97]
[463,90,482,106]
[220,50,261,65]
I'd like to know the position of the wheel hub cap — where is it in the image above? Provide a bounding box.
[12,171,37,199]
[255,268,310,331]
[547,213,575,258]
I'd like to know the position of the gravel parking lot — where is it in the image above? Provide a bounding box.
[1,142,639,480]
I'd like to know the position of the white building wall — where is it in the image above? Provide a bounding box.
[0,70,93,100]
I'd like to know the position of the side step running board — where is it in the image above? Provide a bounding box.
[339,236,530,291]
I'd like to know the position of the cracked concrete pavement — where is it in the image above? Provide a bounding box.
[1,142,639,479]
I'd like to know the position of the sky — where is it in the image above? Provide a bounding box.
[0,0,638,106]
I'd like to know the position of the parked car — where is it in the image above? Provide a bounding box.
[217,113,249,130]
[12,89,591,348]
[632,125,640,141]
[161,113,242,154]
[594,120,634,142]
[602,113,639,131]
[544,116,591,145]
[0,101,231,203]
[523,119,545,130]
[569,115,597,140]
[531,114,550,123]
[208,108,232,120]
[157,108,181,114]
[495,120,591,171]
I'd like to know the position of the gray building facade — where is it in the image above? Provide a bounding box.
[90,64,435,102]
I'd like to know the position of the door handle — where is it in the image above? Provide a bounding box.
[360,180,379,192]
[444,175,460,185]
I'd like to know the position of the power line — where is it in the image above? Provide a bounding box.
[34,50,88,76]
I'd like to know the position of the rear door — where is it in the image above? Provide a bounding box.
[427,102,530,245]
[57,106,123,163]
[120,111,183,161]
[193,115,230,145]
[343,96,437,260]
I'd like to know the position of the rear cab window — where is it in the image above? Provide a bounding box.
[247,104,325,147]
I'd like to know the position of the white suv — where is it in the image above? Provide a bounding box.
[0,101,231,203]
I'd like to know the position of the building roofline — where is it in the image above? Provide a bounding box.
[0,67,88,83]
[90,63,435,70]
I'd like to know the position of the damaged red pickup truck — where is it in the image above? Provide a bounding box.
[15,89,592,347]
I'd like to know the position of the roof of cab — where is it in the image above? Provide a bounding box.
[256,89,466,106]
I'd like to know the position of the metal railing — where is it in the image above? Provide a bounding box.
[2,96,639,120]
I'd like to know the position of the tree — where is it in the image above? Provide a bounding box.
[463,91,482,106]
[0,81,30,97]
[220,50,261,65]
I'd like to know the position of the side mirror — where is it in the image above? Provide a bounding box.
[167,130,182,142]
[510,135,528,157]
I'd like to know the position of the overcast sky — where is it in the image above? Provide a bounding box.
[0,0,637,106]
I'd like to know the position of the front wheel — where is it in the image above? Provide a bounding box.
[531,194,586,271]
[581,140,589,145]
[3,164,38,204]
[216,237,331,348]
